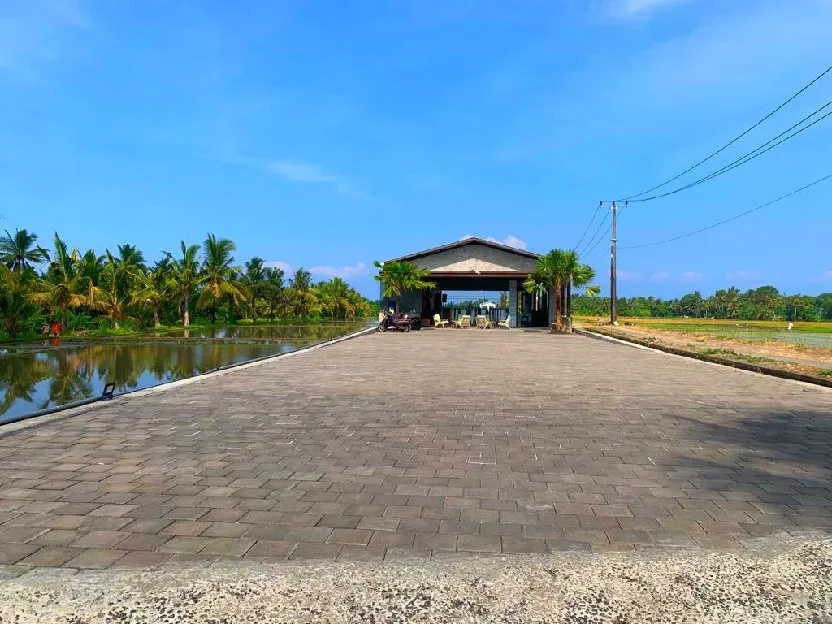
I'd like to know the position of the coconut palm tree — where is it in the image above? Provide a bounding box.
[34,233,84,331]
[197,233,245,324]
[0,264,38,337]
[0,228,50,272]
[524,249,594,332]
[261,266,285,320]
[318,277,353,319]
[76,249,104,311]
[243,256,267,320]
[166,241,201,328]
[95,250,133,329]
[373,260,435,314]
[131,262,170,328]
[289,268,315,317]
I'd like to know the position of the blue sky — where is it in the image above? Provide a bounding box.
[1,0,830,299]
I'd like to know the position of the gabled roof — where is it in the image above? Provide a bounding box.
[387,237,540,263]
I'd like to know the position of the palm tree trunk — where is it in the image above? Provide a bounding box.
[566,279,572,332]
[61,308,67,334]
[153,309,160,328]
[183,294,191,328]
[211,302,216,325]
[395,294,401,314]
[554,279,562,332]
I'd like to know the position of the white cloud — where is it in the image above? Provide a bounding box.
[309,262,368,279]
[616,270,641,282]
[267,160,373,200]
[460,234,528,250]
[809,269,832,282]
[487,235,528,250]
[0,0,92,80]
[680,271,705,283]
[651,271,670,281]
[208,154,374,200]
[608,0,691,18]
[265,260,293,274]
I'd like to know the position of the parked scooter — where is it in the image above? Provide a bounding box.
[377,309,421,332]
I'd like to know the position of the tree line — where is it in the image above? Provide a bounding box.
[573,286,832,321]
[0,228,374,338]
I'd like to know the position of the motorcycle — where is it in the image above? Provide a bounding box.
[377,310,421,332]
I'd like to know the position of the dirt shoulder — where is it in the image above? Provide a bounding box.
[577,323,832,387]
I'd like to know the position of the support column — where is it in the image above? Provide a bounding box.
[508,280,518,328]
[548,287,555,329]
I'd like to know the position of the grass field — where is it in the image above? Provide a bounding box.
[574,316,832,333]
[575,316,832,350]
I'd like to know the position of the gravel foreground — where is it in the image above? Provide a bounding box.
[1,536,831,624]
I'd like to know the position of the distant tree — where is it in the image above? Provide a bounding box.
[34,233,84,330]
[197,233,245,325]
[0,228,49,272]
[76,249,104,312]
[261,267,285,320]
[242,256,267,320]
[166,241,201,328]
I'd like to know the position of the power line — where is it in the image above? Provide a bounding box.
[578,210,610,256]
[626,101,832,203]
[620,174,831,250]
[583,221,611,258]
[573,202,603,251]
[622,64,832,201]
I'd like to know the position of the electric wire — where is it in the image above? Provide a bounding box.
[578,209,610,256]
[620,174,832,250]
[573,202,603,251]
[626,101,832,203]
[621,64,832,201]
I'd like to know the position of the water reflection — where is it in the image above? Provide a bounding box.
[0,323,365,423]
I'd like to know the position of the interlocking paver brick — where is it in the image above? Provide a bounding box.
[317,515,360,529]
[244,540,297,559]
[115,533,171,551]
[0,543,40,564]
[18,547,80,567]
[480,522,523,536]
[368,531,415,549]
[71,531,129,549]
[199,509,246,523]
[112,551,171,568]
[162,521,211,537]
[2,330,830,569]
[289,542,340,559]
[158,536,212,554]
[457,534,501,553]
[200,538,255,557]
[327,529,372,545]
[165,507,208,521]
[65,549,126,569]
[502,537,547,554]
[336,545,387,561]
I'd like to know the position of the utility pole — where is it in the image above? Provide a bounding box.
[598,200,625,325]
[610,201,618,325]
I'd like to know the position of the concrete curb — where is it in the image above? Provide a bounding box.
[575,327,832,390]
[0,326,375,434]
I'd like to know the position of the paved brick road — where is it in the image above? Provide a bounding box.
[1,330,830,570]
